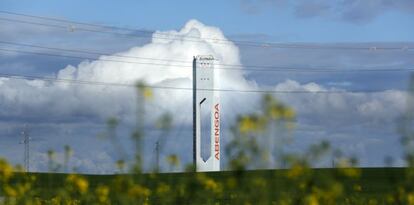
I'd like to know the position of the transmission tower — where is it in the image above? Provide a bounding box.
[155,140,160,172]
[19,125,30,172]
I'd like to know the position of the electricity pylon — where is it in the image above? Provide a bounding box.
[19,125,30,172]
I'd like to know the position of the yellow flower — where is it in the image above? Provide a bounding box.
[136,81,153,100]
[3,185,17,197]
[204,179,219,191]
[166,154,180,167]
[76,177,89,193]
[287,164,305,179]
[341,168,361,178]
[156,183,170,195]
[305,195,319,205]
[143,88,153,100]
[0,159,13,180]
[238,116,266,133]
[283,107,296,120]
[66,175,89,194]
[336,159,361,178]
[196,174,222,194]
[239,116,255,133]
[408,193,414,205]
[270,107,282,119]
[16,182,31,195]
[95,185,110,203]
[128,185,151,198]
[316,182,343,200]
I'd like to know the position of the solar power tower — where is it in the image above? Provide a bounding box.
[193,55,220,172]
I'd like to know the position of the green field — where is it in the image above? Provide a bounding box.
[8,167,408,204]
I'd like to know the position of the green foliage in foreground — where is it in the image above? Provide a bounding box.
[30,168,410,198]
[1,166,414,205]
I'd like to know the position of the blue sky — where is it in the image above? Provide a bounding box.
[2,0,414,42]
[0,0,414,173]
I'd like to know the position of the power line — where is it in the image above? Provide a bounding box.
[1,46,413,73]
[0,10,152,34]
[0,40,191,64]
[0,17,235,47]
[3,41,414,73]
[0,11,217,43]
[0,47,191,68]
[0,10,413,50]
[0,72,396,94]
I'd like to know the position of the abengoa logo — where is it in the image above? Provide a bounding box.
[214,103,220,160]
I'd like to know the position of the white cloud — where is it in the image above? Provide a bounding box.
[0,20,252,124]
[273,80,406,125]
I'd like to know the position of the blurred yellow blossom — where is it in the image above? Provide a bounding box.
[0,159,13,180]
[3,185,17,197]
[287,164,305,179]
[136,81,153,100]
[143,88,153,99]
[156,183,170,195]
[283,107,295,120]
[408,193,414,205]
[128,184,151,198]
[238,116,266,134]
[95,185,110,203]
[305,195,319,205]
[166,154,180,167]
[67,174,89,194]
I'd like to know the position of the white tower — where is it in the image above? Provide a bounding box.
[193,55,220,172]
